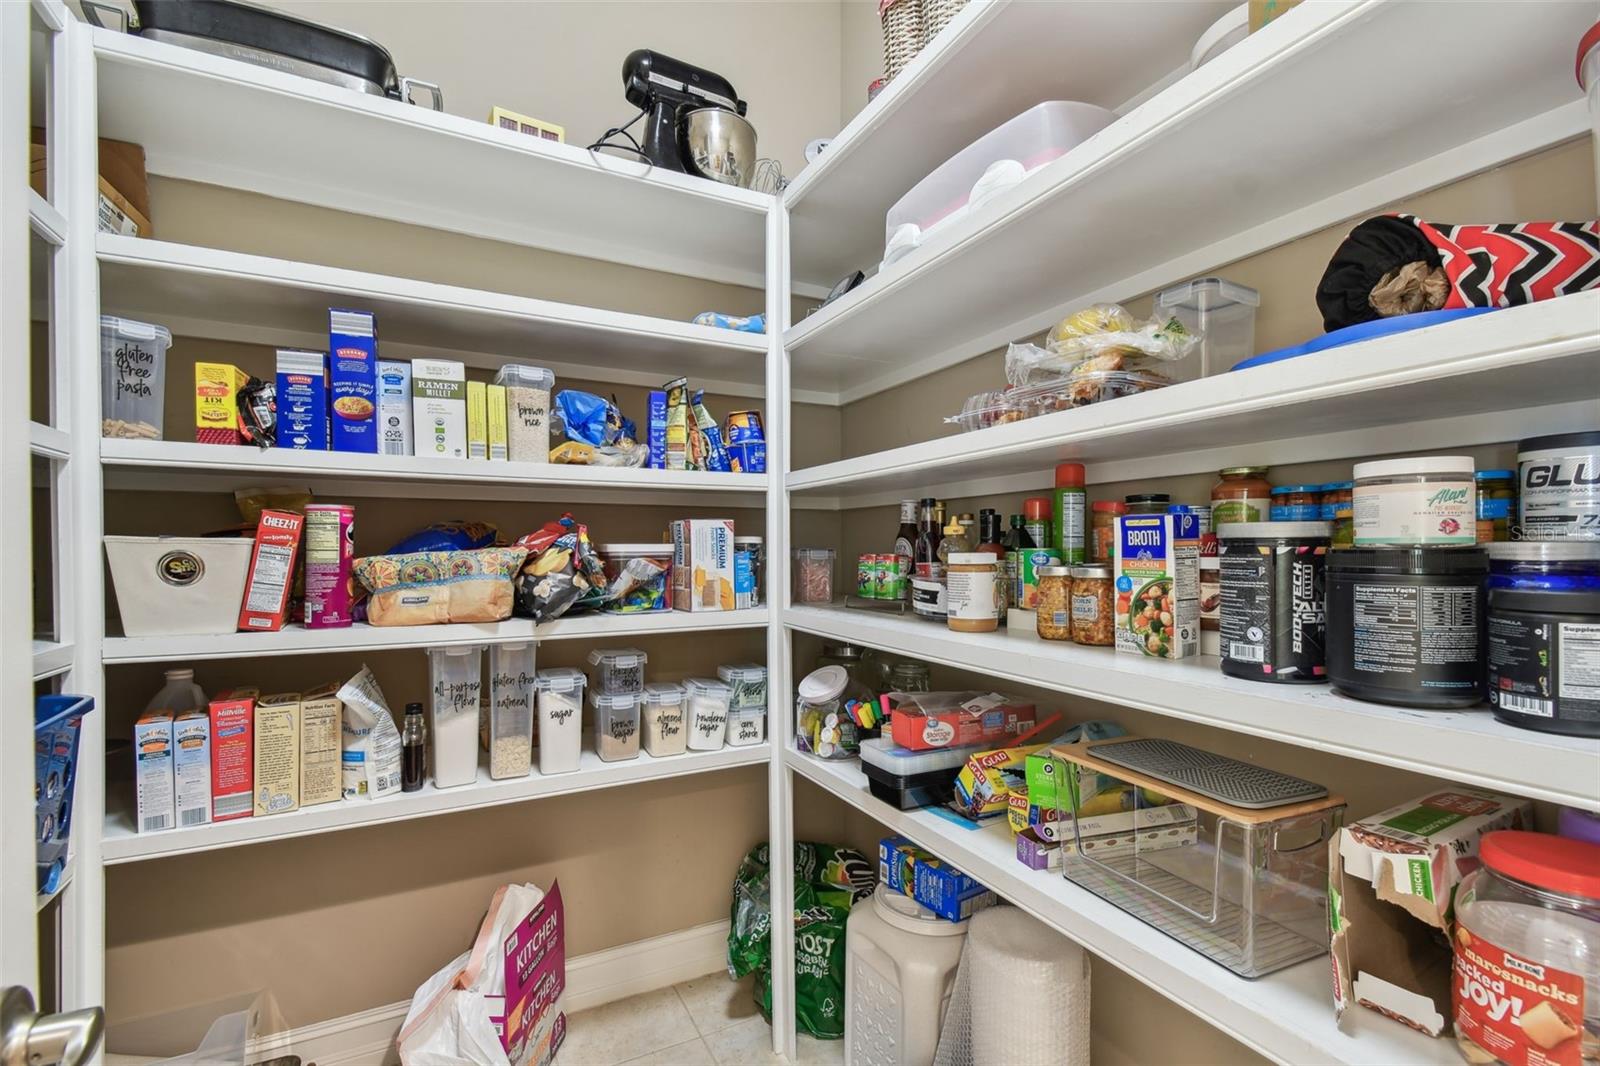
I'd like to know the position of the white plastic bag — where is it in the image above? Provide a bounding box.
[399,882,557,1066]
[338,665,403,799]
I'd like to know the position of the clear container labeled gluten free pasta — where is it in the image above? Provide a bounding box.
[1452,830,1600,1066]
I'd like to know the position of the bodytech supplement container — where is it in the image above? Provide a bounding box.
[1326,546,1488,708]
[1216,522,1330,683]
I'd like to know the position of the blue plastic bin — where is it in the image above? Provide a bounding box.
[35,694,92,895]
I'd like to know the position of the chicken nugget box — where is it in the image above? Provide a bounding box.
[1329,788,1534,1037]
[328,308,379,453]
[671,518,734,612]
[275,348,328,450]
[209,688,256,822]
[879,836,997,922]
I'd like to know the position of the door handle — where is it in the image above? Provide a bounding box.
[1,987,103,1066]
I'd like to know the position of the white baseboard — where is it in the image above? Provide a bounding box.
[251,919,730,1066]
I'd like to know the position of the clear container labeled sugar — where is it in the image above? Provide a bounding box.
[533,668,585,774]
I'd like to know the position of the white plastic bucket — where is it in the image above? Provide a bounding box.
[844,885,969,1066]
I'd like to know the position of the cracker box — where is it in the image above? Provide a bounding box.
[1113,512,1201,660]
[671,518,734,612]
[467,380,488,460]
[209,688,255,822]
[879,836,997,922]
[299,682,343,808]
[275,348,328,450]
[413,358,467,459]
[378,359,412,456]
[487,383,508,461]
[173,709,212,829]
[329,308,379,453]
[253,692,301,816]
[237,509,304,632]
[134,711,174,833]
[194,362,248,444]
[1330,788,1533,1037]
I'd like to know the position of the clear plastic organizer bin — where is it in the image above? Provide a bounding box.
[100,315,171,439]
[947,371,1169,432]
[1050,738,1344,978]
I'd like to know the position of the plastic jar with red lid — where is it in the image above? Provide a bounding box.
[1452,830,1600,1066]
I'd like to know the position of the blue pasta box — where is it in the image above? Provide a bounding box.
[328,308,378,453]
[274,348,327,450]
[647,389,667,470]
[878,835,997,922]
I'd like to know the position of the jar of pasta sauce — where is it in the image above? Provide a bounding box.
[1453,831,1600,1066]
[1212,467,1273,525]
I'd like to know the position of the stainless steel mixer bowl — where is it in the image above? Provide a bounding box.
[683,107,757,188]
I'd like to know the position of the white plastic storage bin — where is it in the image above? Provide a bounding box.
[587,647,647,694]
[1155,276,1260,377]
[100,315,171,440]
[641,682,687,757]
[488,642,536,780]
[104,536,252,636]
[845,885,971,1066]
[534,668,585,774]
[684,677,732,751]
[883,102,1117,267]
[427,645,485,789]
[591,689,642,762]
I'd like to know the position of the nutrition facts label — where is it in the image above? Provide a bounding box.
[1352,583,1479,674]
[243,543,294,612]
[1560,623,1600,703]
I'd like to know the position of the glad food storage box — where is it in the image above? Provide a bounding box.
[104,536,252,636]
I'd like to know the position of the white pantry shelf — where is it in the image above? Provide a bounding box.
[103,608,769,665]
[105,743,771,863]
[786,749,1456,1066]
[98,236,770,395]
[89,29,779,292]
[100,439,769,506]
[784,0,1230,290]
[32,639,74,681]
[787,295,1600,506]
[785,0,1594,399]
[784,606,1600,812]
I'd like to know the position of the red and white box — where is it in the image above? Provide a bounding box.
[209,688,256,822]
[237,510,304,632]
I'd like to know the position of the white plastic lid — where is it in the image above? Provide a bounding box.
[717,663,766,684]
[588,648,647,668]
[100,315,172,343]
[534,668,586,693]
[794,548,835,559]
[497,641,533,653]
[433,644,486,658]
[492,364,555,389]
[871,884,970,935]
[949,552,997,565]
[1155,276,1260,310]
[589,689,641,709]
[734,536,763,546]
[684,677,731,700]
[797,665,848,703]
[1353,456,1475,479]
[1217,521,1332,539]
[598,543,673,557]
[642,682,685,705]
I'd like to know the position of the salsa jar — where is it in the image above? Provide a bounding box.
[1476,469,1518,543]
[1452,831,1600,1066]
[1036,565,1073,640]
[1090,500,1127,564]
[1212,467,1273,525]
[1069,565,1115,646]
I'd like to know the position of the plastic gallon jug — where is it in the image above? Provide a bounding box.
[845,885,970,1066]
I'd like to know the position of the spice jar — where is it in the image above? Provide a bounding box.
[1069,565,1114,646]
[946,552,999,633]
[641,682,687,757]
[1269,485,1322,522]
[1452,831,1600,1066]
[1476,469,1518,543]
[1090,501,1127,564]
[1212,467,1273,525]
[1036,565,1073,640]
[1319,481,1353,521]
[793,548,836,604]
[1125,493,1171,516]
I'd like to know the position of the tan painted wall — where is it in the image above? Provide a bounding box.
[838,0,883,128]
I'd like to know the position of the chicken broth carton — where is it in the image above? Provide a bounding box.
[1113,513,1200,659]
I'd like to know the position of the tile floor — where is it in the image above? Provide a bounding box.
[554,973,845,1066]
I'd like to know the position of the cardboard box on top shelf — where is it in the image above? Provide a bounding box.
[1329,788,1534,1037]
[31,127,152,236]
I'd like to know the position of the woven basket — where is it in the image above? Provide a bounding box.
[880,0,923,83]
[919,0,969,46]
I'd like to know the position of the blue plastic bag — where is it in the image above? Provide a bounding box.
[553,390,623,447]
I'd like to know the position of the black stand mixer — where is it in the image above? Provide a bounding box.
[621,49,756,187]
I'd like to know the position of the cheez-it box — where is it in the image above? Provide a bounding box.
[237,510,304,633]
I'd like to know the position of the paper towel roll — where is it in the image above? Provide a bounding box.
[934,906,1091,1066]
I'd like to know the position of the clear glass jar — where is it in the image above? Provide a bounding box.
[887,661,931,694]
[1069,566,1115,646]
[795,665,864,759]
[1212,467,1273,525]
[1125,493,1171,516]
[1036,565,1073,640]
[1453,831,1600,1066]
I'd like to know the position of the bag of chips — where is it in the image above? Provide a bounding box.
[512,514,608,622]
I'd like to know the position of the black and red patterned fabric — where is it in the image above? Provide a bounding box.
[1316,213,1600,332]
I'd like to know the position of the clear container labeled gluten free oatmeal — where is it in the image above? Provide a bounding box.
[1452,830,1600,1066]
